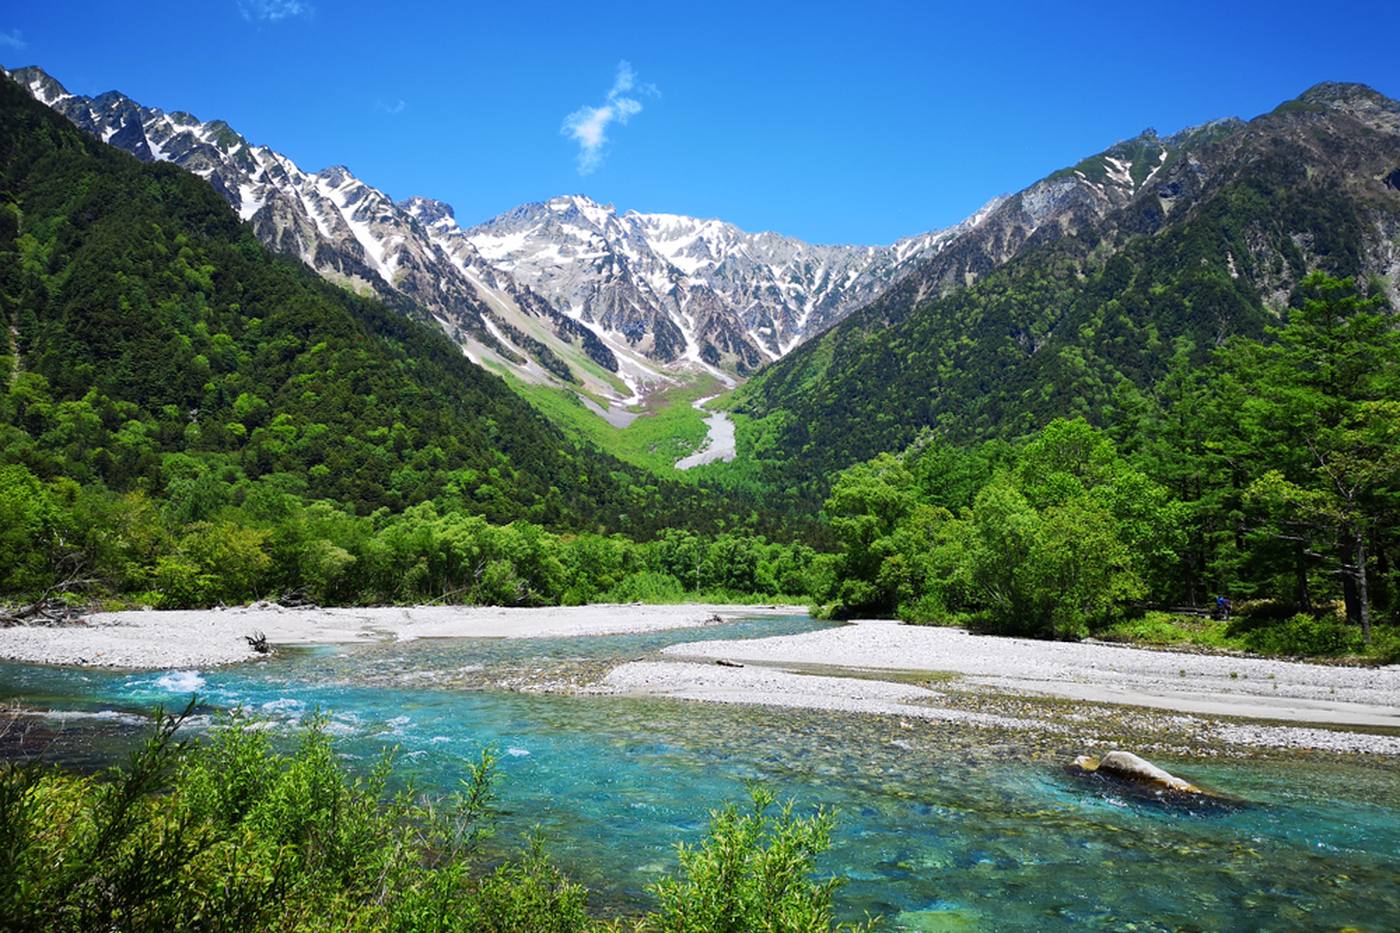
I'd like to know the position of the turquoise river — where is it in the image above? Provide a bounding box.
[2,614,1397,930]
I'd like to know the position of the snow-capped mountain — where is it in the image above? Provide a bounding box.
[6,65,1009,384]
[857,124,1250,327]
[6,62,1149,398]
[467,195,1004,369]
[4,65,649,406]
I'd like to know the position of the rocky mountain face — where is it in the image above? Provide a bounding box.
[733,81,1400,496]
[8,64,1008,386]
[6,63,1161,393]
[4,65,639,404]
[465,195,1003,372]
[859,83,1400,331]
[853,120,1260,330]
[15,64,1389,425]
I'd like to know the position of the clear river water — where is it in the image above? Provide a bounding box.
[2,614,1397,930]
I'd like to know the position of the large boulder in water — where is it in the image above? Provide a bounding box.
[1073,751,1201,794]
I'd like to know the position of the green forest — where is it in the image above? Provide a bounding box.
[2,42,1400,933]
[813,273,1399,658]
[0,78,816,613]
[2,74,1398,664]
[729,100,1390,503]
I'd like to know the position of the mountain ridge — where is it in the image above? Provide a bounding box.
[729,79,1400,497]
[463,192,1006,367]
[0,73,767,537]
[3,63,1001,395]
[3,65,694,411]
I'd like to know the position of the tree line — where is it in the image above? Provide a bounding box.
[814,274,1398,657]
[0,462,819,609]
[0,76,800,557]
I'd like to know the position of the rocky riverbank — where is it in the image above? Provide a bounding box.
[0,604,804,668]
[587,620,1400,755]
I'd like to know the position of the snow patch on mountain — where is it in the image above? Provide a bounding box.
[466,194,1002,365]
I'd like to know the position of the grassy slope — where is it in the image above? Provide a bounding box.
[508,376,717,476]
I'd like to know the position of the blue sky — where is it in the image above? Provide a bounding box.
[5,1,1399,244]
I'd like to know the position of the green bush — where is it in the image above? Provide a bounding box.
[1096,612,1237,650]
[644,785,875,933]
[607,571,686,603]
[1368,626,1400,665]
[0,711,869,932]
[1229,599,1298,626]
[152,555,216,609]
[0,463,59,594]
[1238,613,1365,657]
[0,707,519,932]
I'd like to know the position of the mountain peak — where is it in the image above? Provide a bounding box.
[401,196,456,225]
[1297,81,1388,105]
[315,165,361,188]
[547,193,614,213]
[5,65,70,106]
[1283,82,1400,123]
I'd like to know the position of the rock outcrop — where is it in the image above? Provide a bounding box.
[1073,751,1202,794]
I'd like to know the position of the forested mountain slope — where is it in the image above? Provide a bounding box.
[731,82,1400,499]
[3,66,643,400]
[0,77,754,537]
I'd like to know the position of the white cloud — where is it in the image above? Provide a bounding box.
[561,61,656,175]
[237,0,312,23]
[0,28,25,49]
[375,97,406,115]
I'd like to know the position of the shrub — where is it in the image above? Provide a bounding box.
[607,570,686,603]
[0,707,533,932]
[1368,626,1400,664]
[644,785,875,933]
[0,712,869,932]
[1229,599,1299,627]
[169,521,272,606]
[0,463,56,594]
[299,538,356,604]
[1239,613,1365,657]
[152,554,216,608]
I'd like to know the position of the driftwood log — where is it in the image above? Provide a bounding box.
[0,596,89,627]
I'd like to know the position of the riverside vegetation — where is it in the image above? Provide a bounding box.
[6,271,1394,658]
[0,76,813,615]
[0,706,870,933]
[812,273,1400,661]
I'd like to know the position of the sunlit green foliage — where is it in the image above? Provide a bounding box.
[730,118,1377,505]
[508,377,713,477]
[644,785,874,933]
[0,463,819,608]
[818,419,1176,638]
[0,76,791,556]
[818,275,1399,652]
[0,711,865,932]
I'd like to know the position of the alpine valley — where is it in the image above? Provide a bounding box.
[5,65,1012,409]
[3,42,1400,933]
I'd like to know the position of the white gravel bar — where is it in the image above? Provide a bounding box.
[597,660,1036,730]
[661,620,1400,730]
[0,604,803,669]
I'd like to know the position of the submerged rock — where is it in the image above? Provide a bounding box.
[1073,750,1202,793]
[1067,749,1250,813]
